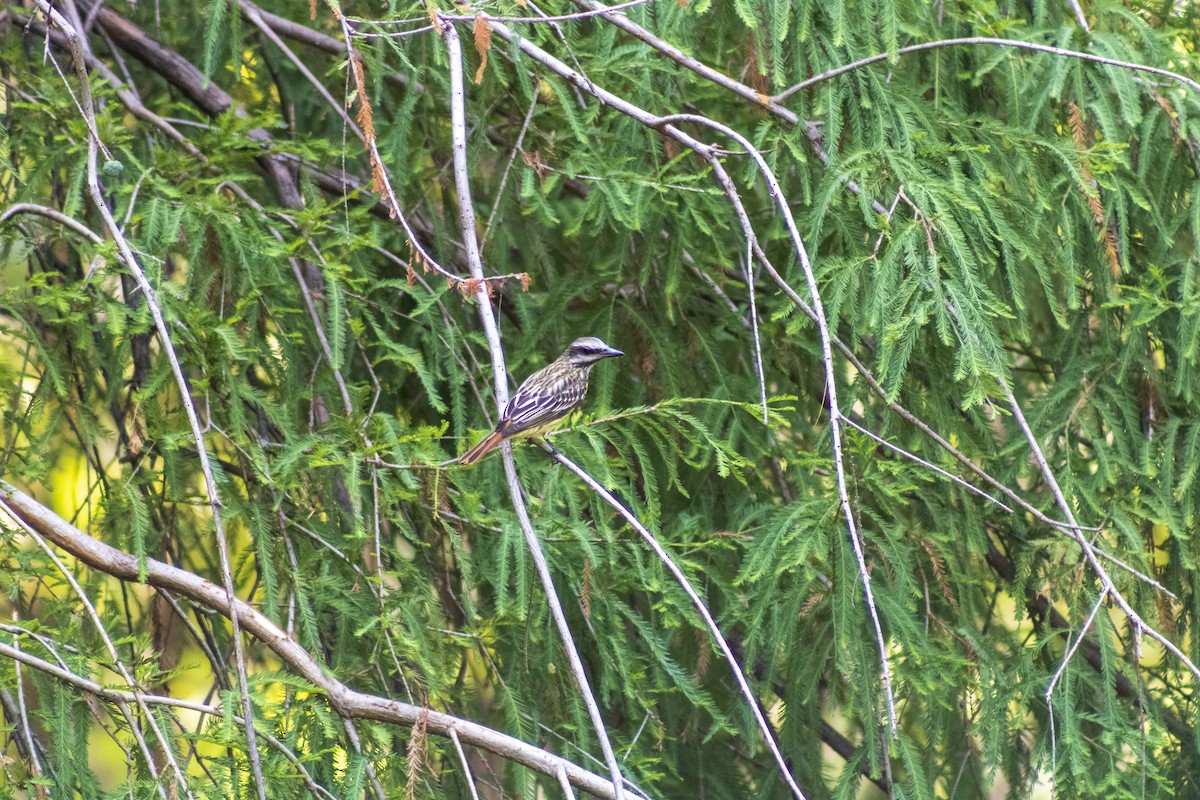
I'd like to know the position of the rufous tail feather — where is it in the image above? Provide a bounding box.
[459,429,505,465]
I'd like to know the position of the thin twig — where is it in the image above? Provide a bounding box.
[558,764,579,799]
[326,6,528,292]
[999,380,1200,685]
[742,247,769,426]
[439,0,653,25]
[839,414,1013,512]
[1046,589,1108,704]
[243,4,363,141]
[569,1,888,212]
[449,727,483,800]
[481,91,539,250]
[0,203,104,244]
[7,617,51,791]
[775,37,1200,102]
[1067,0,1091,32]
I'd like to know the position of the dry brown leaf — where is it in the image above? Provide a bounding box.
[693,627,710,681]
[581,559,592,620]
[662,133,680,160]
[473,17,491,84]
[745,31,768,96]
[1067,102,1121,277]
[920,539,958,610]
[405,707,429,800]
[1067,101,1087,149]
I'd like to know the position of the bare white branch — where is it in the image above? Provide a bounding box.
[441,20,628,800]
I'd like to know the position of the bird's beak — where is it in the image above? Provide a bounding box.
[602,345,624,358]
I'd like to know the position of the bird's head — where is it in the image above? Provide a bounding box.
[562,336,623,368]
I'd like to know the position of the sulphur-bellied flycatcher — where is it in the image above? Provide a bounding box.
[459,337,623,465]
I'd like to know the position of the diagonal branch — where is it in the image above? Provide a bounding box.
[774,36,1200,102]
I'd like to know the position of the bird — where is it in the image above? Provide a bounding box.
[459,336,624,465]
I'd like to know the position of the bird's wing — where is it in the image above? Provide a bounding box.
[500,364,587,437]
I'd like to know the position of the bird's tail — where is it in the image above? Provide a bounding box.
[459,429,505,465]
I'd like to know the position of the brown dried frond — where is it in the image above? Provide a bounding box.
[369,152,387,200]
[1103,224,1121,278]
[1157,590,1176,637]
[1153,92,1176,128]
[1067,101,1088,149]
[744,31,769,96]
[662,132,680,160]
[581,559,592,620]
[693,627,710,680]
[1067,102,1121,276]
[406,266,416,288]
[408,241,430,274]
[351,56,376,145]
[798,592,825,617]
[309,0,316,20]
[641,347,656,374]
[518,272,532,292]
[459,278,482,297]
[347,54,387,204]
[1152,91,1196,158]
[920,540,957,609]
[522,149,549,180]
[405,707,430,800]
[473,17,491,84]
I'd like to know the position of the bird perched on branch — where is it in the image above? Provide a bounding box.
[459,337,623,465]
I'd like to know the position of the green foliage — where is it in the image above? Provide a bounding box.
[1,0,1199,797]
